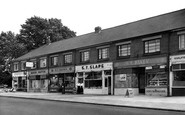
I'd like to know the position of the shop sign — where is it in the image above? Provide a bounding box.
[145,88,167,96]
[28,69,48,76]
[26,62,33,68]
[171,55,185,63]
[75,62,113,72]
[49,66,74,74]
[12,72,26,77]
[114,57,166,68]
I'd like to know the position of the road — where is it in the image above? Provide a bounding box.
[0,97,184,115]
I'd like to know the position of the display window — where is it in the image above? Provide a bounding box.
[146,72,167,87]
[173,71,185,86]
[84,71,102,89]
[65,74,75,88]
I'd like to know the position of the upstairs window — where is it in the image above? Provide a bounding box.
[40,57,47,68]
[98,47,109,60]
[118,44,131,57]
[179,34,185,50]
[51,56,58,66]
[30,59,37,69]
[80,50,90,62]
[21,61,26,70]
[13,63,19,71]
[64,53,72,64]
[144,39,160,54]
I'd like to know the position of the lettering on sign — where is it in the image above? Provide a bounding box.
[49,67,74,74]
[82,64,104,70]
[76,62,113,72]
[29,69,48,75]
[171,55,185,63]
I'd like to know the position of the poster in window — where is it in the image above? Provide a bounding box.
[120,74,126,81]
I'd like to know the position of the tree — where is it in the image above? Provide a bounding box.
[0,31,26,86]
[18,16,76,51]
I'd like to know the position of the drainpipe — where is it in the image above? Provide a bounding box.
[167,33,171,97]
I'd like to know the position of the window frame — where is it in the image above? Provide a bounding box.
[117,43,131,58]
[13,62,19,71]
[144,39,160,54]
[30,59,37,69]
[80,50,90,63]
[39,57,47,68]
[63,53,73,65]
[97,47,109,60]
[179,34,185,50]
[50,55,59,66]
[21,61,26,70]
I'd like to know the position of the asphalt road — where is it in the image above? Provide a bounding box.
[0,97,184,115]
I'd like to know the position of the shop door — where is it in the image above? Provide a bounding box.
[139,74,145,93]
[138,68,145,94]
[108,76,111,95]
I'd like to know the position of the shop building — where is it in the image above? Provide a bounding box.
[170,54,185,96]
[28,69,49,92]
[12,71,27,91]
[49,66,75,93]
[75,62,113,95]
[114,57,167,96]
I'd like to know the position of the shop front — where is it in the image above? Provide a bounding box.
[170,54,185,96]
[12,72,27,91]
[49,66,75,93]
[75,62,113,95]
[114,57,168,96]
[28,69,49,92]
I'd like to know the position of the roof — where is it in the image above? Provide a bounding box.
[15,8,185,61]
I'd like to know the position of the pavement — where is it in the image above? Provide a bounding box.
[0,89,185,112]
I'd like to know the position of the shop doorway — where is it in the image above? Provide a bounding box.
[108,76,111,95]
[134,67,145,94]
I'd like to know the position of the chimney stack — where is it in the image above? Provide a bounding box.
[95,26,102,33]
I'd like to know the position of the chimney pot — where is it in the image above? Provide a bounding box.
[95,26,101,33]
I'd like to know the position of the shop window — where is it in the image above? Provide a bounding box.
[21,61,26,70]
[115,73,138,88]
[98,47,109,60]
[51,56,58,66]
[40,57,47,68]
[144,39,160,54]
[118,44,130,57]
[13,63,19,71]
[80,50,90,62]
[65,74,75,88]
[179,34,185,50]
[78,72,83,84]
[173,71,185,86]
[64,53,72,64]
[84,71,102,89]
[146,72,167,87]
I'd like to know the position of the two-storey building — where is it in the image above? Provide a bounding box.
[11,9,185,96]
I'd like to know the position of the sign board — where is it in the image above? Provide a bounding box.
[28,69,48,76]
[76,62,113,72]
[171,54,185,64]
[115,57,167,68]
[145,88,167,96]
[12,72,26,77]
[49,66,74,74]
[26,62,33,68]
[125,88,134,97]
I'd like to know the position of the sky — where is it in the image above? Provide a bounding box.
[0,0,185,36]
